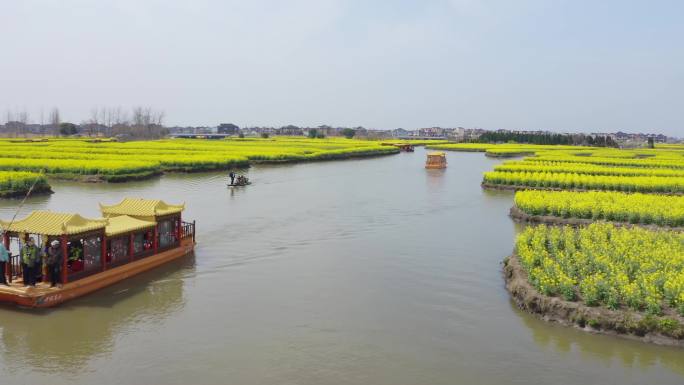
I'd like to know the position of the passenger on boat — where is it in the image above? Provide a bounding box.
[0,240,8,286]
[21,238,42,287]
[46,240,63,287]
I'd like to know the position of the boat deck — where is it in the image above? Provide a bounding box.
[0,280,59,296]
[0,237,195,307]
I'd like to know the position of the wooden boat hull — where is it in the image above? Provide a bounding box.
[0,238,195,308]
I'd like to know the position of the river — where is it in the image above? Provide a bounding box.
[0,147,682,385]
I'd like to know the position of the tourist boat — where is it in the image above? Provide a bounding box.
[425,152,447,169]
[0,198,195,308]
[381,143,415,152]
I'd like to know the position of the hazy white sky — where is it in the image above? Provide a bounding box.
[1,0,682,135]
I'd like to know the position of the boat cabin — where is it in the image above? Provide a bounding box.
[100,198,186,253]
[0,198,194,295]
[425,152,447,169]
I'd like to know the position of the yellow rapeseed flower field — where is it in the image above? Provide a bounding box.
[516,223,684,316]
[514,190,684,226]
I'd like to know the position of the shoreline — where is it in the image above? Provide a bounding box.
[0,184,53,199]
[508,206,684,232]
[503,253,684,348]
[481,182,684,196]
[0,149,399,196]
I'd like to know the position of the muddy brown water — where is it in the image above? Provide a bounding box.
[0,148,682,385]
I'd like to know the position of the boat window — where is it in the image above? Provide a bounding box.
[158,219,177,248]
[67,239,82,274]
[133,233,145,254]
[109,237,129,265]
[82,236,102,273]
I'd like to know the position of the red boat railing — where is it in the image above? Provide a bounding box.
[7,254,22,284]
[181,221,195,242]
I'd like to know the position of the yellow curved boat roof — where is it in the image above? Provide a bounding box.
[0,211,107,236]
[100,198,184,218]
[105,215,156,237]
[428,152,446,156]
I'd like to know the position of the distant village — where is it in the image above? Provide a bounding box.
[0,115,678,147]
[168,124,677,147]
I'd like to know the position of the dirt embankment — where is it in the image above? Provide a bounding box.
[508,206,684,232]
[481,183,684,196]
[503,254,684,347]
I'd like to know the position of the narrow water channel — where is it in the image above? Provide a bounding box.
[0,147,682,385]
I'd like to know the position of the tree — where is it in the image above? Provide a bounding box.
[647,137,655,148]
[59,122,78,136]
[341,128,356,139]
[308,129,318,138]
[49,108,60,136]
[261,132,269,138]
[218,123,240,135]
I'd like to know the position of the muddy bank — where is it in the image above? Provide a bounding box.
[508,206,684,232]
[481,182,683,196]
[48,171,163,183]
[251,148,399,164]
[484,152,534,158]
[503,254,684,347]
[33,150,398,187]
[481,183,580,193]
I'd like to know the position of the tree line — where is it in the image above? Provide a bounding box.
[0,106,167,139]
[476,131,619,147]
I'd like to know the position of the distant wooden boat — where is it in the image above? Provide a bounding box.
[228,176,251,187]
[227,181,251,187]
[0,198,195,308]
[381,143,415,152]
[425,152,447,169]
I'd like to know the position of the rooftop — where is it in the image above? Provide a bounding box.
[100,198,184,218]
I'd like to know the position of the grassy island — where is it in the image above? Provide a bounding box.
[450,143,684,345]
[505,223,684,345]
[0,137,399,196]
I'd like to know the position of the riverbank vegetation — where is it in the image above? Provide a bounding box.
[0,171,50,197]
[516,223,684,318]
[0,137,399,196]
[458,143,684,343]
[483,171,684,193]
[473,144,684,193]
[514,190,684,227]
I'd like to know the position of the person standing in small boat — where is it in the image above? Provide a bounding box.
[21,238,42,287]
[0,239,8,286]
[46,240,63,287]
[229,172,236,185]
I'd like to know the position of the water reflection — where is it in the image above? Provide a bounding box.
[514,303,684,376]
[0,254,193,373]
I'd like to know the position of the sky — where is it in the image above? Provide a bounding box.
[0,0,682,135]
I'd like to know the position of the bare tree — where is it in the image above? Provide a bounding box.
[40,108,46,136]
[49,107,60,136]
[18,109,29,137]
[103,107,112,136]
[85,107,101,136]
